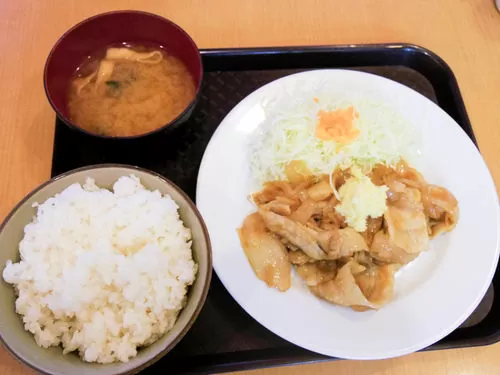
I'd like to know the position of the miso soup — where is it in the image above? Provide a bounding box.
[67,45,196,137]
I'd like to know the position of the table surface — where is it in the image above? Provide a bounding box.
[1,0,500,374]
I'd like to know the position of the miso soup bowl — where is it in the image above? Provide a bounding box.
[0,165,212,375]
[44,11,203,139]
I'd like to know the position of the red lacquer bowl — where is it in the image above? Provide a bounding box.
[44,10,203,139]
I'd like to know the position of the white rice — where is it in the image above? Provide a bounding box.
[2,175,197,363]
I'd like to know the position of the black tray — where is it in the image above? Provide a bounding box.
[51,44,499,374]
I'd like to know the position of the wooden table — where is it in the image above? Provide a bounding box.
[1,0,500,374]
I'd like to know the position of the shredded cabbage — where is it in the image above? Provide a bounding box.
[250,89,421,187]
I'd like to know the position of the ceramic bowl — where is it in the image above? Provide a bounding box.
[0,165,211,375]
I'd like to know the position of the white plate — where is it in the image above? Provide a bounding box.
[196,69,500,360]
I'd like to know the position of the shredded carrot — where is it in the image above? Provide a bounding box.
[313,97,319,103]
[314,106,360,144]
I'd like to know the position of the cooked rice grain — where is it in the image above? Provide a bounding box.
[3,175,197,363]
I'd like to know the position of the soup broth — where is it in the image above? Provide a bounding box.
[67,45,196,137]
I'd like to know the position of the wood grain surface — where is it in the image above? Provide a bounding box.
[1,0,500,374]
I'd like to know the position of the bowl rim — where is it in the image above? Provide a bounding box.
[0,163,212,375]
[43,10,204,140]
